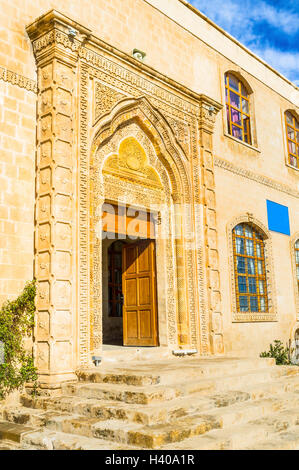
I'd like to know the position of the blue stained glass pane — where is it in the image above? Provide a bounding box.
[239,296,249,312]
[256,243,262,257]
[247,259,255,275]
[238,276,247,293]
[236,238,244,254]
[250,297,258,312]
[246,239,254,256]
[257,260,263,275]
[231,108,241,126]
[245,225,253,238]
[229,74,239,92]
[232,125,243,140]
[248,278,257,293]
[234,225,244,236]
[242,99,249,114]
[237,257,246,273]
[230,91,240,109]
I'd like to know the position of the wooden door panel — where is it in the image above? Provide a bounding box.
[125,245,137,275]
[138,244,150,272]
[139,277,151,305]
[123,240,158,346]
[125,278,137,306]
[126,310,138,339]
[140,310,152,338]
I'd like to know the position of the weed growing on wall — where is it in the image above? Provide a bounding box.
[0,280,37,399]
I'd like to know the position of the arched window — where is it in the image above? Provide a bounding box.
[295,239,299,291]
[225,73,251,144]
[285,111,299,168]
[232,223,268,312]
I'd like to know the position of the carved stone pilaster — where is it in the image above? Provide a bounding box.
[198,97,224,355]
[26,11,90,386]
[172,194,190,347]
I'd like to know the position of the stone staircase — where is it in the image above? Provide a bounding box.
[1,356,299,450]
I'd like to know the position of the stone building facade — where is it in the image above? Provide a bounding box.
[0,0,298,387]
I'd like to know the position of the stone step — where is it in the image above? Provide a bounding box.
[61,382,182,404]
[0,440,22,450]
[244,426,299,450]
[17,372,299,430]
[78,357,278,386]
[77,369,161,386]
[45,412,221,449]
[61,367,299,406]
[245,373,299,399]
[231,408,299,450]
[198,392,299,429]
[15,387,299,434]
[199,366,299,395]
[20,395,211,425]
[25,388,256,423]
[19,391,245,426]
[1,406,67,428]
[21,428,134,450]
[0,420,38,444]
[161,407,299,450]
[3,357,297,450]
[250,407,299,431]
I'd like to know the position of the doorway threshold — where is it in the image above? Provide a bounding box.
[101,345,172,363]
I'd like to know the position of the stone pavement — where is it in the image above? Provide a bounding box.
[1,356,299,450]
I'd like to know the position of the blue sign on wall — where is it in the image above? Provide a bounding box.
[266,200,290,236]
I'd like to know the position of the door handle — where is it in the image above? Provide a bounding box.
[120,293,124,305]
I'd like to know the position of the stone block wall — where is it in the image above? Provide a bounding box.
[0,75,36,306]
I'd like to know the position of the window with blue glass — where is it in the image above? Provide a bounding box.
[232,223,268,313]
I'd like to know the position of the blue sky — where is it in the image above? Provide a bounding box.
[189,0,299,86]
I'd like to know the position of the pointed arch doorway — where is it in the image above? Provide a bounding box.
[89,99,197,359]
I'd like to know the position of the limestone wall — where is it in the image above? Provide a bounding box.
[0,0,298,359]
[0,76,36,306]
[215,167,299,357]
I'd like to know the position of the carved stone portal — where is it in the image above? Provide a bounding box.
[27,9,223,387]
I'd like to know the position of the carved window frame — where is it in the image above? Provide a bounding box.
[291,232,299,319]
[227,215,277,322]
[221,68,259,150]
[282,109,299,172]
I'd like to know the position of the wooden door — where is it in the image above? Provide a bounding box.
[122,240,158,346]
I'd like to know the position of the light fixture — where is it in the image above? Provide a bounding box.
[132,48,146,62]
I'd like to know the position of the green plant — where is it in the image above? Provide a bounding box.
[0,280,37,399]
[260,340,290,365]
